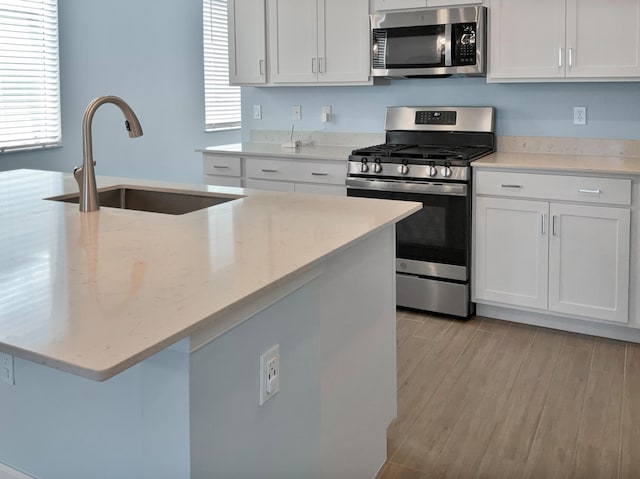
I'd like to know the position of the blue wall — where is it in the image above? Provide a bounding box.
[0,0,240,184]
[3,1,640,183]
[242,78,640,142]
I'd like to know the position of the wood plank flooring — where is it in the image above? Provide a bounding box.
[377,310,640,479]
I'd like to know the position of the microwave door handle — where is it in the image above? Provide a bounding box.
[444,24,452,66]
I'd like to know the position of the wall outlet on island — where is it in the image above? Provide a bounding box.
[259,344,279,405]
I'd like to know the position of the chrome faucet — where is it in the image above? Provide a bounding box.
[74,96,143,212]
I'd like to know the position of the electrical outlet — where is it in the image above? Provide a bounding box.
[253,104,262,120]
[0,352,14,386]
[573,106,586,125]
[259,345,279,405]
[292,105,302,121]
[321,105,332,123]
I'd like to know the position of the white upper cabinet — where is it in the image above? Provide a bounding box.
[228,0,267,84]
[489,0,640,81]
[489,0,566,79]
[268,0,370,84]
[565,0,640,78]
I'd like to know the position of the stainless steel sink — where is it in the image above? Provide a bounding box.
[47,185,244,215]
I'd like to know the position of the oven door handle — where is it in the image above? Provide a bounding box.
[346,178,467,196]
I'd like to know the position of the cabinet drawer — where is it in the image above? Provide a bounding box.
[203,175,243,188]
[475,171,631,206]
[246,158,347,185]
[295,183,346,196]
[246,158,296,181]
[245,178,295,192]
[203,154,242,177]
[296,161,346,185]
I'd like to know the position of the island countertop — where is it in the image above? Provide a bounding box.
[0,169,419,381]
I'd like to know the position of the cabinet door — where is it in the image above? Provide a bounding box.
[566,0,640,78]
[373,0,427,11]
[228,0,267,84]
[474,197,549,309]
[245,178,295,192]
[268,0,319,83]
[489,0,566,79]
[294,183,346,195]
[548,203,630,323]
[318,0,370,82]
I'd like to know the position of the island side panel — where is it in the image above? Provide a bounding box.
[0,348,191,479]
[189,225,397,479]
[318,225,397,479]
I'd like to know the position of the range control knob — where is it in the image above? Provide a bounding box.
[440,166,452,178]
[428,164,438,177]
[373,160,382,173]
[360,160,369,173]
[398,163,409,175]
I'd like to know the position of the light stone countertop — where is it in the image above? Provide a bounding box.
[198,142,357,162]
[0,169,419,381]
[474,152,640,175]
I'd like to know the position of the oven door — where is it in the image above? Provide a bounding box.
[346,178,469,282]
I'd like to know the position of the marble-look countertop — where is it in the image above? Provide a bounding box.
[474,152,640,175]
[0,170,419,381]
[198,142,356,162]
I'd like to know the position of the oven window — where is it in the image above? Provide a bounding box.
[385,25,446,68]
[347,187,469,266]
[395,195,468,266]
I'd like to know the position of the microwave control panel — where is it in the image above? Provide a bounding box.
[452,23,477,66]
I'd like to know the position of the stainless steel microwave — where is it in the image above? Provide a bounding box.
[371,6,487,78]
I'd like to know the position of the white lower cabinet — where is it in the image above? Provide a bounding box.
[474,170,631,324]
[548,203,630,323]
[475,197,549,309]
[202,152,347,195]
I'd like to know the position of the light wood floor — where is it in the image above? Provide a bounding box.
[377,309,640,479]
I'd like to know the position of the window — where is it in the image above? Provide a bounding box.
[0,0,61,152]
[203,0,241,131]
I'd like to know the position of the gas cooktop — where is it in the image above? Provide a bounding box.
[350,144,494,163]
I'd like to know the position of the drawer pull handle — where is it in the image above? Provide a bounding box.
[578,188,601,194]
[213,165,230,169]
[311,172,328,176]
[501,184,522,189]
[261,169,278,173]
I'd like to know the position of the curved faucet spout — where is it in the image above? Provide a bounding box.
[75,95,143,212]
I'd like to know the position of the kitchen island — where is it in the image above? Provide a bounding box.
[0,169,419,479]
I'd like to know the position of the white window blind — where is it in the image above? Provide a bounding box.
[0,0,61,152]
[203,0,241,131]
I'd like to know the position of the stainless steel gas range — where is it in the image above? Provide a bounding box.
[346,106,495,318]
